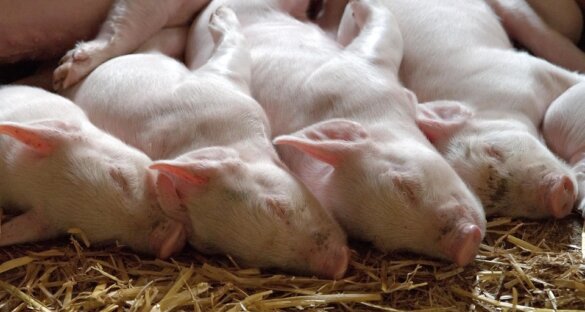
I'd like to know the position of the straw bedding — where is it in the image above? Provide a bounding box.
[0,213,583,311]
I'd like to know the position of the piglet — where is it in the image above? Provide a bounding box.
[544,82,585,216]
[0,85,186,259]
[60,7,350,279]
[188,0,486,266]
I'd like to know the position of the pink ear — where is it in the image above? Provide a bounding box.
[273,119,370,167]
[149,146,242,185]
[149,219,187,259]
[153,173,189,220]
[416,101,473,142]
[0,120,75,156]
[149,162,210,185]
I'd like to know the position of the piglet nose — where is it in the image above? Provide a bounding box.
[312,245,350,280]
[547,175,576,219]
[449,224,482,267]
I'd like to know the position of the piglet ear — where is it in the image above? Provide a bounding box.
[0,120,78,156]
[273,119,370,167]
[153,172,189,220]
[149,219,188,259]
[416,101,473,143]
[149,146,241,185]
[150,147,242,223]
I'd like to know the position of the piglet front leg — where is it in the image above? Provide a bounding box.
[0,210,57,246]
[191,6,251,93]
[339,0,403,76]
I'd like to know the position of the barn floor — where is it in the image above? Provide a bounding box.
[0,213,583,311]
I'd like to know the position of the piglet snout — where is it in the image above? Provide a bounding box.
[310,245,351,280]
[445,223,483,267]
[545,175,576,218]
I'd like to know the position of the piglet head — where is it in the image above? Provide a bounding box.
[442,122,576,219]
[417,100,577,219]
[150,146,349,279]
[0,119,185,256]
[274,118,486,266]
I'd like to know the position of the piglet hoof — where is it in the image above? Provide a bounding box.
[53,40,108,91]
[208,6,240,44]
[149,219,188,259]
[349,0,380,28]
[546,175,576,219]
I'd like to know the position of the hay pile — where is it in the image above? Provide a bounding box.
[0,215,583,311]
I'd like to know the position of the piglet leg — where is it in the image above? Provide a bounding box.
[486,0,585,73]
[0,210,56,246]
[195,6,252,93]
[340,0,404,76]
[53,0,209,90]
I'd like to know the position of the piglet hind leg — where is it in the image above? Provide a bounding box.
[193,6,251,93]
[339,0,404,75]
[53,0,204,90]
[0,210,57,247]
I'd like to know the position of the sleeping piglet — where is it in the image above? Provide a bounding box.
[59,7,350,279]
[0,85,186,258]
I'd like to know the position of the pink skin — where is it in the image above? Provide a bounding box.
[312,0,581,219]
[0,86,186,259]
[544,82,585,217]
[187,0,486,266]
[61,7,349,279]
